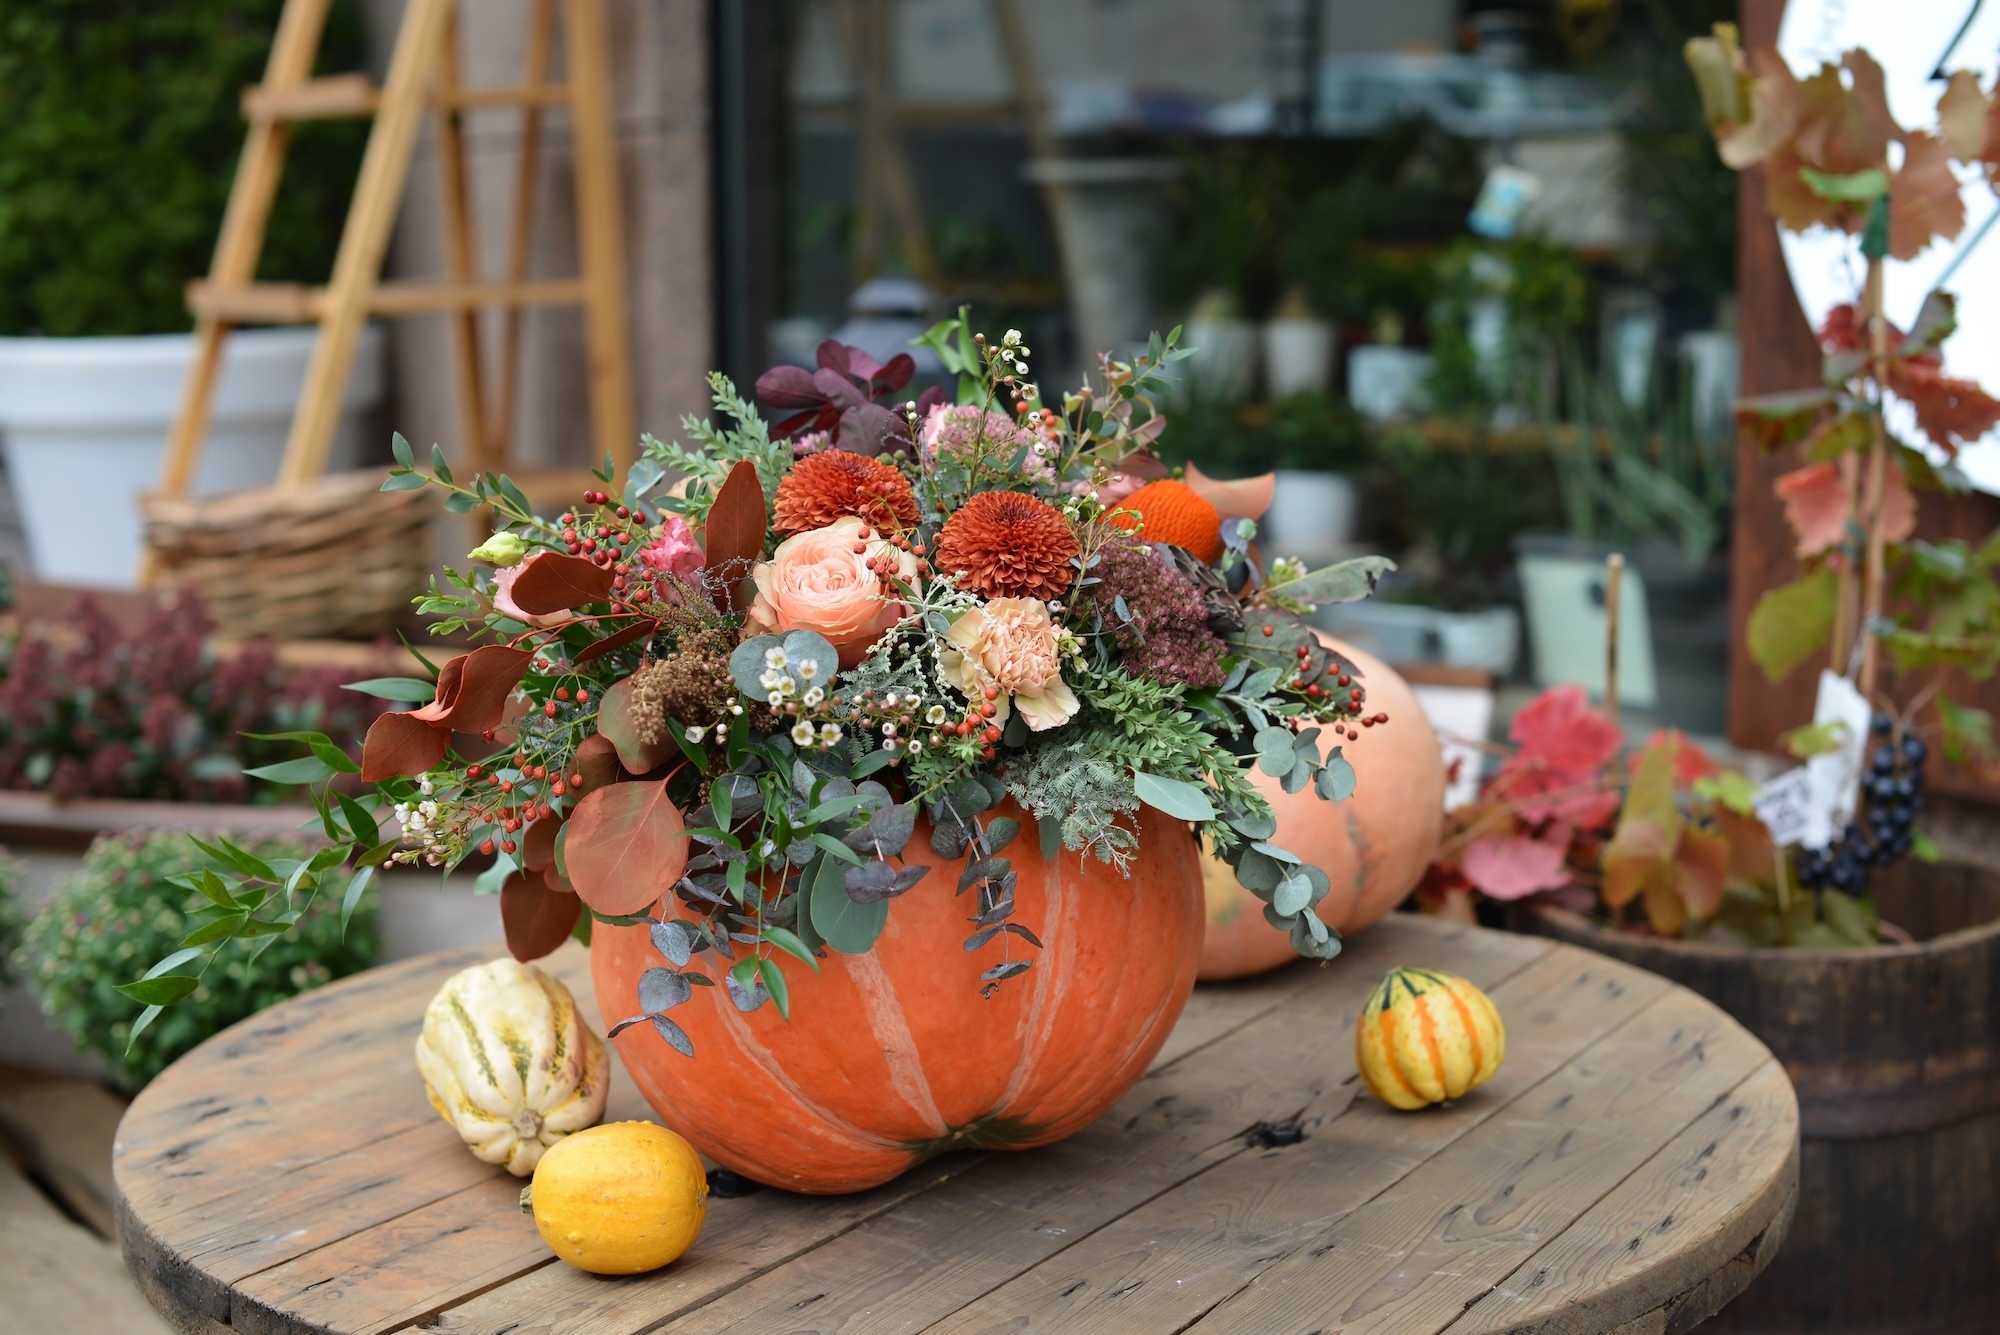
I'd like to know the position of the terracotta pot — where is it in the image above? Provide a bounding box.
[592,799,1205,1194]
[1197,638,1444,981]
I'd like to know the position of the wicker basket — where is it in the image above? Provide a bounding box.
[142,471,438,641]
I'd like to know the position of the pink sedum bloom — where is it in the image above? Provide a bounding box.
[939,597,1078,731]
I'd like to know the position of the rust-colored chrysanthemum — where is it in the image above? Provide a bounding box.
[1107,479,1224,564]
[773,449,920,537]
[935,490,1081,602]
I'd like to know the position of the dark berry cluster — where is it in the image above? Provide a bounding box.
[1795,714,1927,895]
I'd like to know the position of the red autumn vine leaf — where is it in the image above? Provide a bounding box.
[564,779,689,916]
[1889,131,1966,260]
[1896,358,2000,454]
[360,710,451,782]
[1641,730,1722,784]
[410,645,532,734]
[1672,827,1731,920]
[1601,815,1673,910]
[1938,70,1987,160]
[595,674,678,775]
[699,459,768,613]
[1774,461,1848,557]
[1460,834,1571,901]
[501,872,581,961]
[506,551,616,616]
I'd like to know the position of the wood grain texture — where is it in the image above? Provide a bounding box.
[117,918,1795,1335]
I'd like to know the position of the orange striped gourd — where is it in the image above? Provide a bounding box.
[1354,966,1505,1110]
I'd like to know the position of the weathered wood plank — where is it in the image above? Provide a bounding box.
[925,949,1672,1335]
[228,1174,547,1335]
[1181,988,1775,1335]
[0,1064,129,1238]
[0,1152,174,1334]
[1442,1059,1798,1335]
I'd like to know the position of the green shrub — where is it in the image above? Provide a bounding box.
[0,1,368,336]
[19,830,380,1088]
[0,851,24,992]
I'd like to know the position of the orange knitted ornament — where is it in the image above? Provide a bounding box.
[934,490,1081,602]
[1108,479,1224,564]
[772,450,920,537]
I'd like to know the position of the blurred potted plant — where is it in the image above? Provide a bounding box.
[0,1,377,589]
[18,830,378,1089]
[1452,29,2000,1330]
[1161,150,1280,399]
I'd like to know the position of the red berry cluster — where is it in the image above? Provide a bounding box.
[560,490,664,616]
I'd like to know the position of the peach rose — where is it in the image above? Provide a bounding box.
[749,516,917,668]
[939,597,1078,732]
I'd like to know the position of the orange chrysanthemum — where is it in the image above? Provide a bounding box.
[1108,479,1224,564]
[773,450,920,537]
[935,490,1081,602]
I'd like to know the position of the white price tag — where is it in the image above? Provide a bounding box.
[1753,765,1816,848]
[1806,669,1872,847]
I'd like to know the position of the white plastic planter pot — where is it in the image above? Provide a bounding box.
[0,325,382,588]
[1515,545,1658,708]
[1347,345,1433,421]
[1262,469,1357,569]
[1261,317,1334,398]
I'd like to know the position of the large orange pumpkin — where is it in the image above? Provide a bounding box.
[592,800,1204,1194]
[1198,637,1445,981]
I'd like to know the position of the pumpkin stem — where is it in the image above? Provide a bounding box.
[519,1184,534,1214]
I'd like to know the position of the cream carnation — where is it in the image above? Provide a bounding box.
[748,516,917,668]
[939,597,1078,732]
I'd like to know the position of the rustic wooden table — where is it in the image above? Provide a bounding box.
[116,914,1798,1335]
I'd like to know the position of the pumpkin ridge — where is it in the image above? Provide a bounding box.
[993,841,1070,1112]
[846,949,949,1135]
[704,977,908,1152]
[446,992,505,1096]
[1444,987,1483,1077]
[1413,995,1449,1095]
[1375,1011,1425,1104]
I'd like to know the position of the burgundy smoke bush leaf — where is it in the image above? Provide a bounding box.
[410,646,532,734]
[501,872,581,962]
[813,366,866,408]
[838,401,909,457]
[506,551,616,616]
[360,711,451,782]
[913,384,950,417]
[822,338,878,380]
[753,364,826,408]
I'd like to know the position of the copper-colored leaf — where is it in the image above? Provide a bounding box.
[1720,43,1801,169]
[700,460,768,613]
[1601,815,1672,910]
[1889,132,1966,260]
[360,711,450,782]
[1461,834,1571,902]
[1793,51,1899,174]
[1939,70,1988,160]
[573,618,658,667]
[410,645,532,734]
[507,551,616,616]
[1643,873,1689,936]
[522,814,564,872]
[571,733,622,795]
[501,873,581,961]
[1765,143,1845,234]
[544,862,575,895]
[564,779,689,916]
[1673,826,1731,920]
[1774,461,1849,558]
[1714,807,1778,885]
[596,673,678,775]
[1896,358,2000,454]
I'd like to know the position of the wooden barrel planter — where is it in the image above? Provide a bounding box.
[1523,860,2000,1334]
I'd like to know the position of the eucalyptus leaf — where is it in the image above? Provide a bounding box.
[811,850,889,952]
[1132,770,1217,821]
[650,1013,696,1056]
[650,918,695,967]
[638,967,692,1013]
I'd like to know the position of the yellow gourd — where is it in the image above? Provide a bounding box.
[415,959,610,1176]
[1355,967,1505,1110]
[523,1121,708,1273]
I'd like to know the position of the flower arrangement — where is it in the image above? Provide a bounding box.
[123,321,1394,1051]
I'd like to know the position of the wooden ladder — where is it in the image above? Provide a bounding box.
[161,0,634,510]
